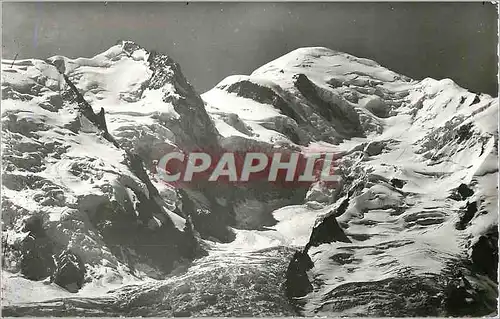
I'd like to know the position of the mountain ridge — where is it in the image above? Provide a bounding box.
[2,40,498,317]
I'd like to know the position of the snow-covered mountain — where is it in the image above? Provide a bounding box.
[1,41,498,316]
[1,41,210,294]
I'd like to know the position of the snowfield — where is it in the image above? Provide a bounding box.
[1,42,498,317]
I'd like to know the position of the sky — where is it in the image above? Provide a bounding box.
[2,2,498,96]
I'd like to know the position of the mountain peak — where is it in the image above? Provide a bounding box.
[252,46,413,85]
[116,39,144,54]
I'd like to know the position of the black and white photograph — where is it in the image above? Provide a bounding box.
[1,1,498,317]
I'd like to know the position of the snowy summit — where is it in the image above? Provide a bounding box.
[1,41,498,317]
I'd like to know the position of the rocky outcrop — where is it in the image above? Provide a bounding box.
[293,73,364,139]
[147,50,220,152]
[305,209,351,250]
[470,227,498,282]
[224,79,304,125]
[18,215,56,281]
[285,251,314,311]
[51,250,86,293]
[6,215,86,292]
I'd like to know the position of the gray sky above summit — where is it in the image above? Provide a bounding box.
[2,2,497,96]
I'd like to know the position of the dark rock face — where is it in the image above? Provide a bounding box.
[456,122,474,143]
[445,277,476,316]
[285,251,314,311]
[126,152,160,198]
[305,198,351,251]
[364,96,391,118]
[225,80,303,124]
[364,141,385,156]
[293,73,364,139]
[306,213,351,249]
[177,188,235,243]
[457,183,474,199]
[390,178,406,189]
[471,94,481,106]
[147,51,220,151]
[285,199,352,311]
[60,73,119,148]
[456,201,478,230]
[88,195,199,275]
[222,80,312,145]
[20,235,55,281]
[181,217,207,260]
[51,250,86,292]
[19,215,55,281]
[16,216,86,293]
[471,228,498,282]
